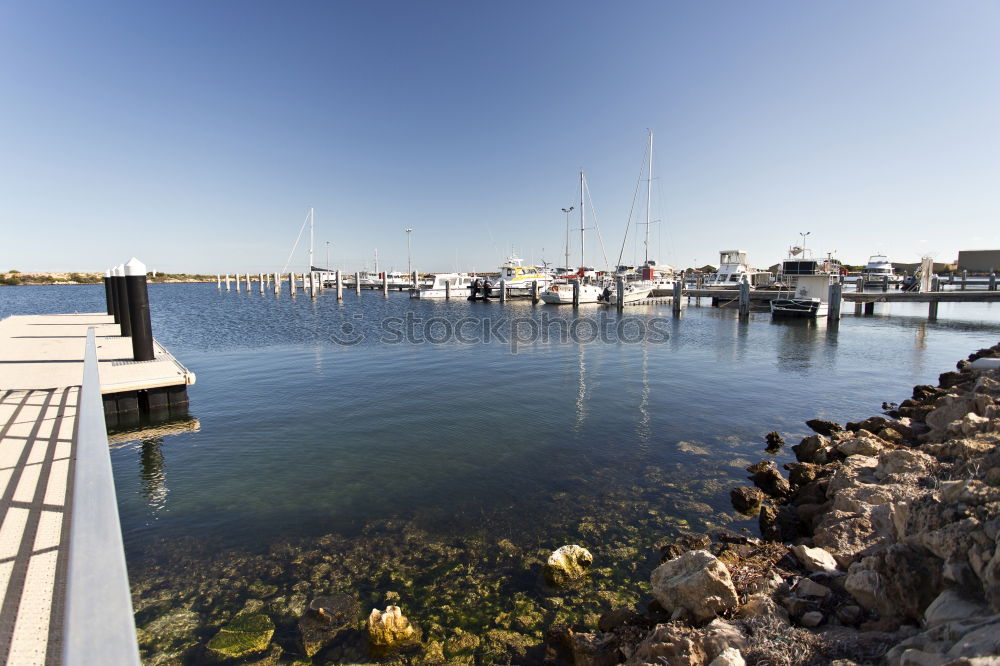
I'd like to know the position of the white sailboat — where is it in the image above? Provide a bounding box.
[541,171,605,305]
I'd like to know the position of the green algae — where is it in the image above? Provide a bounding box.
[206,613,275,659]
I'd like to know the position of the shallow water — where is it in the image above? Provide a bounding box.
[3,283,999,662]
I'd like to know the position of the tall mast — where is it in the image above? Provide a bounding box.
[374,248,379,275]
[579,170,585,269]
[308,207,315,270]
[645,129,653,265]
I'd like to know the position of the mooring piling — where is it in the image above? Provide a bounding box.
[990,273,997,291]
[499,279,506,303]
[738,278,750,321]
[124,258,154,361]
[104,269,114,316]
[259,273,264,295]
[828,281,842,320]
[673,280,682,314]
[382,272,388,296]
[962,270,968,290]
[355,272,361,295]
[445,280,451,300]
[336,270,343,300]
[113,264,132,337]
[572,280,580,307]
[216,274,221,291]
[531,280,539,304]
[225,274,231,291]
[616,278,624,312]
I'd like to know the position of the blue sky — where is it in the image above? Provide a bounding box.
[1,1,997,273]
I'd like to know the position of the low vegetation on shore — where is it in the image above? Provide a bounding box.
[1,270,215,285]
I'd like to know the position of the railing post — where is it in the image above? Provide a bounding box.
[124,258,154,361]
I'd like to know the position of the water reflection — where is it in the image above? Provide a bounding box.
[139,437,168,512]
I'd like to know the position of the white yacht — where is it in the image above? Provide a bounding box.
[495,254,555,296]
[771,244,840,318]
[705,250,771,287]
[409,273,476,299]
[602,281,653,306]
[861,254,902,284]
[542,170,607,305]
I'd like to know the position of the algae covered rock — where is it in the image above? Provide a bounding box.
[650,549,738,623]
[544,544,593,586]
[367,605,419,655]
[205,613,275,660]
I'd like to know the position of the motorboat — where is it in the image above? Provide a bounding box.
[861,254,902,284]
[495,254,556,296]
[601,281,653,305]
[705,250,771,287]
[770,274,833,317]
[540,281,605,304]
[410,273,476,298]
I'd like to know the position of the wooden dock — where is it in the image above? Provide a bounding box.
[0,313,196,664]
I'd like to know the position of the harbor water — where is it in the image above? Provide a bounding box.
[3,284,999,662]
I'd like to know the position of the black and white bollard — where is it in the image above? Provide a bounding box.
[104,269,114,316]
[124,258,154,361]
[114,263,132,337]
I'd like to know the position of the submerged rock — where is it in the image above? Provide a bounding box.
[205,613,275,660]
[746,461,791,499]
[544,544,594,587]
[730,486,765,514]
[805,419,843,436]
[367,605,418,655]
[650,550,738,623]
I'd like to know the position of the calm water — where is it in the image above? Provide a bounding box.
[3,283,999,659]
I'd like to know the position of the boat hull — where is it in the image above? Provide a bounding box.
[770,298,828,318]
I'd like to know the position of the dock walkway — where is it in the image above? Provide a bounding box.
[0,313,195,664]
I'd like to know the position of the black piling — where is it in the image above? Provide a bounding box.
[114,265,132,336]
[124,258,154,361]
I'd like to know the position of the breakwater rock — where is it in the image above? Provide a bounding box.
[542,341,1000,665]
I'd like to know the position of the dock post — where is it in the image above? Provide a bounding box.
[531,280,538,304]
[292,272,299,295]
[235,272,242,293]
[672,280,682,314]
[882,275,888,291]
[103,269,114,315]
[697,273,704,289]
[312,272,319,299]
[864,301,875,315]
[336,270,343,300]
[412,271,418,292]
[928,300,939,321]
[356,272,361,295]
[124,257,154,361]
[932,275,940,292]
[246,272,251,293]
[572,280,580,307]
[225,274,231,291]
[990,273,997,291]
[382,272,388,296]
[109,267,121,323]
[217,274,221,291]
[962,270,968,290]
[445,280,451,300]
[828,282,842,320]
[274,273,280,295]
[499,279,506,303]
[259,273,264,294]
[114,264,132,337]
[738,278,750,322]
[616,278,624,312]
[856,277,864,293]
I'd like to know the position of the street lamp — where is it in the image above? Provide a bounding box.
[561,206,574,269]
[405,228,413,278]
[799,231,811,256]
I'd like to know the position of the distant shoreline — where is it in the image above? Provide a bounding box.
[1,271,216,286]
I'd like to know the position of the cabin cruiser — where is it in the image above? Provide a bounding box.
[494,254,556,297]
[771,246,840,317]
[861,254,902,284]
[705,250,771,287]
[410,273,476,299]
[600,281,653,305]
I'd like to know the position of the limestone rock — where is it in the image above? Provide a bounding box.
[793,434,832,464]
[806,419,843,436]
[627,619,745,665]
[799,611,824,627]
[845,545,943,623]
[650,550,739,623]
[759,503,803,542]
[837,431,889,457]
[544,544,593,586]
[794,578,831,598]
[923,589,990,628]
[791,544,839,573]
[730,486,765,514]
[709,647,746,666]
[569,631,620,666]
[746,461,791,498]
[367,606,418,655]
[206,613,275,660]
[875,449,935,480]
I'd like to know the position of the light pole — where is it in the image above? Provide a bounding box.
[405,228,413,277]
[800,231,811,256]
[561,206,574,269]
[325,241,330,270]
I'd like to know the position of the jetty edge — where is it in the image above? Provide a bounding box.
[540,341,1000,665]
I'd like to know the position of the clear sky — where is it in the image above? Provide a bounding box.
[1,1,997,273]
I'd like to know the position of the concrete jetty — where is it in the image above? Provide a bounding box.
[0,313,195,664]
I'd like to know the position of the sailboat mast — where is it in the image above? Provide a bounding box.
[645,130,653,265]
[374,248,379,275]
[579,170,585,270]
[308,207,315,271]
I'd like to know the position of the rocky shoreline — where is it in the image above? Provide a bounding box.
[133,342,1000,664]
[541,341,1000,665]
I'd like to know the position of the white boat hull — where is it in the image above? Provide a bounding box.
[540,283,603,304]
[770,298,828,318]
[605,285,653,305]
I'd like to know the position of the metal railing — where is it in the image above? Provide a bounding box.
[62,328,140,665]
